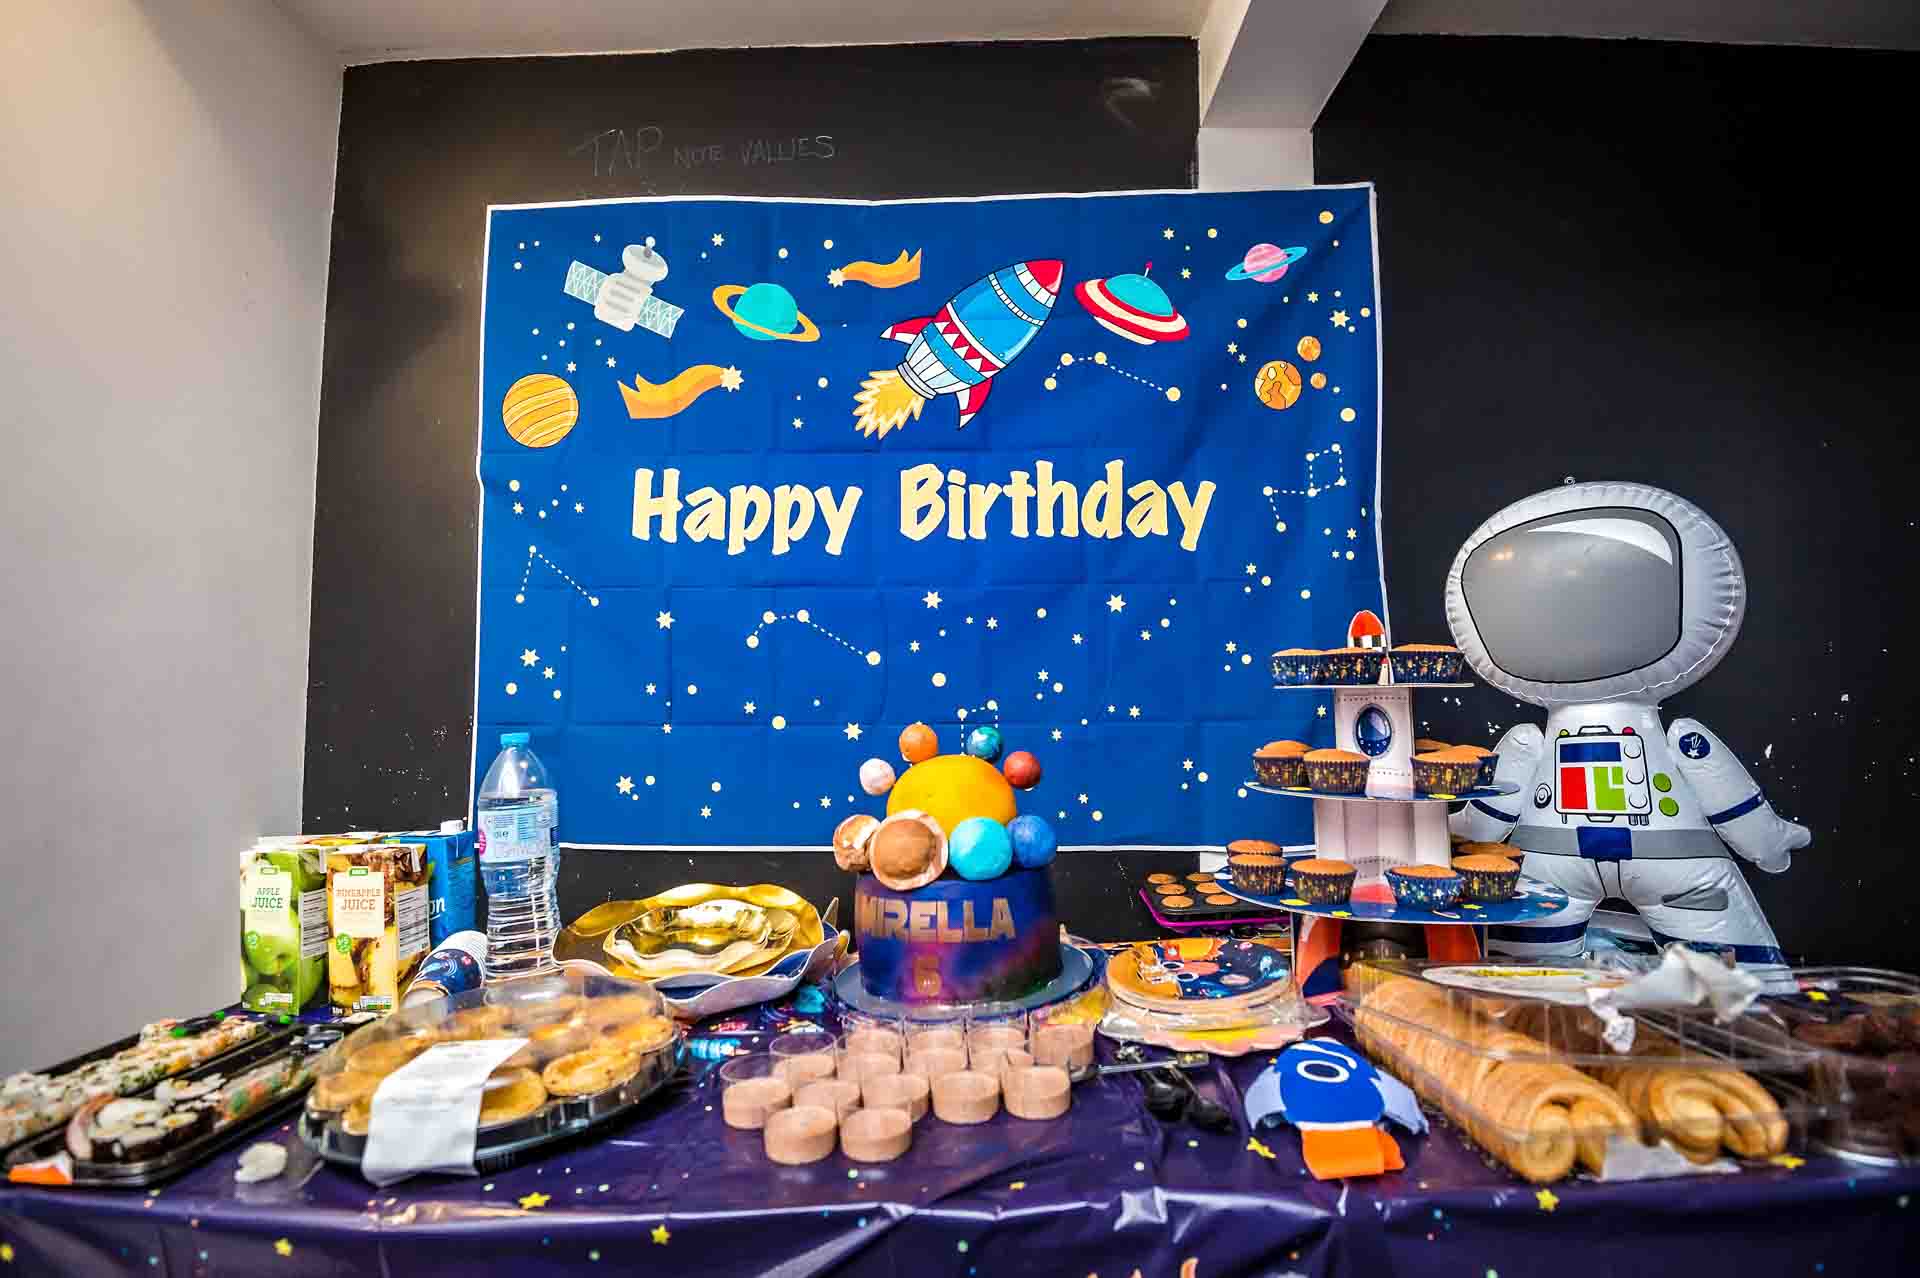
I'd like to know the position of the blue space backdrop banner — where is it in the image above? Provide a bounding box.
[472,188,1385,849]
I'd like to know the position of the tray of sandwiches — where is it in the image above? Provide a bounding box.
[299,967,682,1177]
[1336,959,1837,1183]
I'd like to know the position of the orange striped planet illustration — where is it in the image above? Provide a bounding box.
[502,373,578,448]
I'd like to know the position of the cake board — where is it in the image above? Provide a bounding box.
[831,942,1096,1018]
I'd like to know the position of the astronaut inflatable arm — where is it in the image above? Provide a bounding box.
[1665,718,1807,873]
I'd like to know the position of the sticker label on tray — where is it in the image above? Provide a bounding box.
[331,867,386,938]
[1421,965,1628,1005]
[360,1038,530,1187]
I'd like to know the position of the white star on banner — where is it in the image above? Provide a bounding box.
[655,611,674,629]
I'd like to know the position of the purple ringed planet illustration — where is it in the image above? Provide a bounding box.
[1226,243,1309,284]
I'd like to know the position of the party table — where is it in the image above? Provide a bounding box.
[4,991,1917,1277]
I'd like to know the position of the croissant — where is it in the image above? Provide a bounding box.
[1354,978,1641,1182]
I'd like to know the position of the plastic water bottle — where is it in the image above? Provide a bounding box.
[475,732,561,980]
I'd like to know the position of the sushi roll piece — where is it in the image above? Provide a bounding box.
[158,1108,208,1146]
[104,1124,169,1164]
[155,1074,223,1104]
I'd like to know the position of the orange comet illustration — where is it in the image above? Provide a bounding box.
[616,364,743,419]
[828,249,922,289]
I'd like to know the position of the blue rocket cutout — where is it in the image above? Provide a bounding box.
[1244,1040,1426,1180]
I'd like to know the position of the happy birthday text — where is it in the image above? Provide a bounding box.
[629,462,1217,555]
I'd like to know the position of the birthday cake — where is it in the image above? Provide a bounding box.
[834,723,1061,1004]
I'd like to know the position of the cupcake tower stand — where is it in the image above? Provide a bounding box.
[1218,635,1563,1001]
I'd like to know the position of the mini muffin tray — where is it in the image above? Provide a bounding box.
[4,1026,319,1189]
[300,1037,684,1175]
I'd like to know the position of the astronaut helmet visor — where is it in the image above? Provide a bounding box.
[1461,507,1682,684]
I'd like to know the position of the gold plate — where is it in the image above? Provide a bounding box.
[555,885,823,983]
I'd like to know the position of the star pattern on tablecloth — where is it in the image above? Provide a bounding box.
[652,1224,671,1245]
[1535,1188,1559,1212]
[1247,1137,1276,1160]
[273,1239,293,1257]
[1770,1154,1806,1170]
[519,1191,551,1210]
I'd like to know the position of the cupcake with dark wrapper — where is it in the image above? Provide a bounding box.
[1304,748,1370,794]
[1454,841,1519,866]
[1290,858,1357,904]
[1413,749,1483,797]
[1388,643,1465,683]
[1315,647,1385,685]
[1251,740,1310,787]
[1454,853,1522,902]
[1228,845,1288,895]
[1269,648,1321,686]
[1446,743,1499,788]
[1386,864,1464,910]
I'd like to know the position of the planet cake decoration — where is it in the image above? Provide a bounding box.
[838,721,1062,1004]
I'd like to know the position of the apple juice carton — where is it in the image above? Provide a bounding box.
[239,840,328,1013]
[383,822,477,948]
[324,842,431,1014]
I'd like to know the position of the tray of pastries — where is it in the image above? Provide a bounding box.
[1338,959,1832,1183]
[300,968,682,1176]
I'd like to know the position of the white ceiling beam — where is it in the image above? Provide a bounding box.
[1201,0,1388,128]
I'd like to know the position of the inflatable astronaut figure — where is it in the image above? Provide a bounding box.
[1446,482,1808,982]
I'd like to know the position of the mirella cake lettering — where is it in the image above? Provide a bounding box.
[629,458,1216,555]
[854,894,1017,943]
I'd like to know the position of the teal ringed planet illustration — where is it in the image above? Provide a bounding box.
[712,282,821,342]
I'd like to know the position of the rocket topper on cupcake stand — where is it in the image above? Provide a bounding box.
[1217,609,1571,1000]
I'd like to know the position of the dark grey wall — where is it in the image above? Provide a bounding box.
[1316,35,1920,969]
[301,42,1199,941]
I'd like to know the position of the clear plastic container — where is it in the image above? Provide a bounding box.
[476,732,561,980]
[1751,966,1920,1165]
[1335,958,1830,1183]
[300,966,680,1177]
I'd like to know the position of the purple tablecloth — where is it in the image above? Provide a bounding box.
[4,991,1917,1276]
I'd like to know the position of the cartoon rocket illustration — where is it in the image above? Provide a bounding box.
[1243,1040,1428,1180]
[853,259,1063,438]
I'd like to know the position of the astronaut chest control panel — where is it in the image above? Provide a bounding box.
[1552,726,1652,827]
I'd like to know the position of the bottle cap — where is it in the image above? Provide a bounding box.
[439,818,466,834]
[501,732,531,747]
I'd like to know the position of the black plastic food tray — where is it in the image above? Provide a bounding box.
[3,1030,312,1188]
[0,1015,293,1164]
[302,1038,685,1177]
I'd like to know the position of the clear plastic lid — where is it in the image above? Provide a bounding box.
[1340,957,1825,1070]
[1336,959,1830,1182]
[304,967,676,1135]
